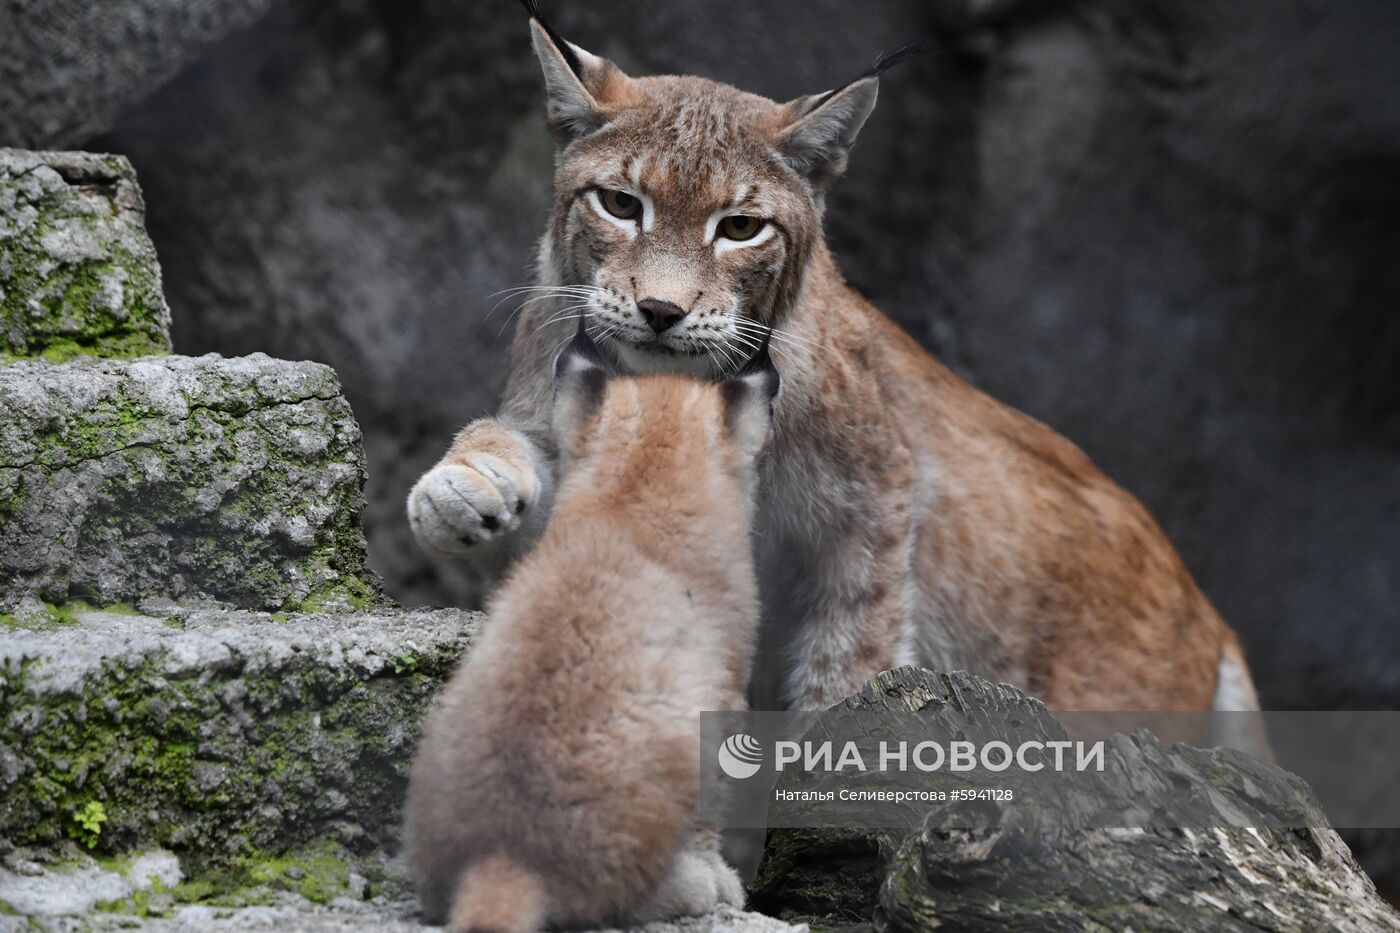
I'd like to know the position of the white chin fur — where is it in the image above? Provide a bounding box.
[613,341,718,378]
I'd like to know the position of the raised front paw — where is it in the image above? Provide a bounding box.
[407,453,539,557]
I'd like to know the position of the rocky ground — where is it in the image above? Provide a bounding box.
[0,848,800,933]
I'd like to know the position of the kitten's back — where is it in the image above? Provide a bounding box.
[405,359,777,931]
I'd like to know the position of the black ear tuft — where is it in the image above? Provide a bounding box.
[720,334,780,449]
[737,328,777,383]
[516,0,584,79]
[553,317,611,443]
[811,39,945,107]
[868,40,944,78]
[554,316,612,382]
[723,328,780,412]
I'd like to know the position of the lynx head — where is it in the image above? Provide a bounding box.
[550,323,780,505]
[522,3,883,377]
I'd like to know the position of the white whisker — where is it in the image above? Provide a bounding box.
[709,338,740,373]
[502,302,595,343]
[493,293,598,341]
[484,285,602,321]
[727,331,761,353]
[485,284,601,301]
[730,319,825,353]
[733,331,823,363]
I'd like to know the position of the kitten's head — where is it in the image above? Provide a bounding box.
[550,323,780,504]
[524,8,880,377]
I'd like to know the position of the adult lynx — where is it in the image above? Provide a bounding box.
[407,7,1261,715]
[404,328,777,931]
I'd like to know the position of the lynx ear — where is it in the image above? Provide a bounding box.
[777,42,940,189]
[524,7,635,143]
[775,77,879,190]
[721,336,780,456]
[553,321,612,452]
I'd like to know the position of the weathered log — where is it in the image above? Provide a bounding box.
[754,668,1400,932]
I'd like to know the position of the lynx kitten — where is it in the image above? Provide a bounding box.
[404,327,779,932]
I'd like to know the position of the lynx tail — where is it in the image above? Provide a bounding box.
[448,855,547,933]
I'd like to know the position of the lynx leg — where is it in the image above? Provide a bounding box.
[785,517,916,710]
[1209,636,1273,760]
[633,832,744,922]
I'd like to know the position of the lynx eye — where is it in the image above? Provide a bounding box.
[599,189,641,221]
[718,215,765,242]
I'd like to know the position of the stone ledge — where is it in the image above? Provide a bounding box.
[0,148,171,362]
[0,845,806,932]
[0,607,480,858]
[0,353,377,612]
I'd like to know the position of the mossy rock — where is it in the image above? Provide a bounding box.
[0,353,381,612]
[0,607,479,858]
[750,669,1400,933]
[0,149,171,362]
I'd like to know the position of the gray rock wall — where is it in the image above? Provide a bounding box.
[3,1,1396,712]
[0,0,274,149]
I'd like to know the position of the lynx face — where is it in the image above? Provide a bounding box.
[552,101,816,377]
[529,20,878,377]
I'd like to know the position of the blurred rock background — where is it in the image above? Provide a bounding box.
[3,0,1397,715]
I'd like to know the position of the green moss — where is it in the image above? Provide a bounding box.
[8,333,168,365]
[93,853,135,877]
[2,600,146,630]
[0,623,469,857]
[57,601,142,622]
[44,602,83,626]
[241,846,354,905]
[90,842,381,919]
[96,887,167,918]
[289,571,385,614]
[0,156,171,362]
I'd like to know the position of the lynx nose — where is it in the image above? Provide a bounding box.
[638,298,687,334]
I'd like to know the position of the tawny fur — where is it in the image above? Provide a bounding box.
[447,855,545,933]
[404,360,771,931]
[407,18,1262,717]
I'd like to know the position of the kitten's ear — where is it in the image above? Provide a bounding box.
[553,321,612,451]
[522,4,636,143]
[721,336,781,456]
[775,77,879,190]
